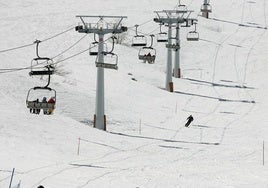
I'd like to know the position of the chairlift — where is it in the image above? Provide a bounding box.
[187,22,199,41]
[29,40,55,76]
[201,0,212,13]
[27,40,56,114]
[138,47,156,64]
[95,36,118,70]
[89,34,108,56]
[156,24,168,43]
[177,0,187,12]
[95,52,118,70]
[181,19,193,28]
[131,25,147,47]
[138,35,156,64]
[26,86,56,115]
[27,66,56,114]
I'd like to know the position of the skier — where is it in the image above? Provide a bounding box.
[185,115,194,127]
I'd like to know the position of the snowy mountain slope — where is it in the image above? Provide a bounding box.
[0,0,268,187]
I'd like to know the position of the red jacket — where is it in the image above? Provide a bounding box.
[48,98,55,103]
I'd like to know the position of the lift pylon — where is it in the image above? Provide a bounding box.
[75,15,127,131]
[154,10,197,90]
[201,0,212,18]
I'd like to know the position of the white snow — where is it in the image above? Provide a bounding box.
[0,0,268,187]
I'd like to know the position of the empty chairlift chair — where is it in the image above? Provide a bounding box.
[95,36,119,70]
[29,40,55,76]
[89,34,108,56]
[156,24,168,43]
[131,24,147,47]
[176,0,187,12]
[187,22,199,41]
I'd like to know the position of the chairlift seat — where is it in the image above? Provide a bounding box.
[132,43,147,47]
[26,101,55,110]
[29,70,55,76]
[157,39,168,42]
[95,62,118,70]
[90,52,98,56]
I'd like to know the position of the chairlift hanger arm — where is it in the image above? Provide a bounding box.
[77,16,87,28]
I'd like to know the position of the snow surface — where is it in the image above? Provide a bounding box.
[0,0,268,187]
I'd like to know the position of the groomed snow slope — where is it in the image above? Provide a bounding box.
[0,0,268,187]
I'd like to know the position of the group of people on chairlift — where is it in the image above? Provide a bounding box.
[30,96,55,115]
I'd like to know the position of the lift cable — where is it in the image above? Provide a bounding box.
[0,25,75,54]
[209,17,268,29]
[0,35,112,74]
[49,36,113,67]
[0,33,88,73]
[128,19,153,29]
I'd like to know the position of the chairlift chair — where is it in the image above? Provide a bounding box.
[131,24,147,47]
[95,52,118,70]
[29,60,55,76]
[157,24,168,43]
[26,87,56,114]
[138,34,156,64]
[187,31,199,41]
[29,40,55,76]
[201,2,212,13]
[177,0,187,12]
[132,35,147,47]
[138,47,156,64]
[89,34,108,56]
[187,22,199,41]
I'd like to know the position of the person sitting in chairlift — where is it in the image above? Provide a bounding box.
[42,97,48,115]
[48,97,55,115]
[30,98,40,114]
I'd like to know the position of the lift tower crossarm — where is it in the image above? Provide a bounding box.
[76,15,127,34]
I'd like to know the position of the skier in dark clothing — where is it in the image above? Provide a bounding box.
[185,115,194,127]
